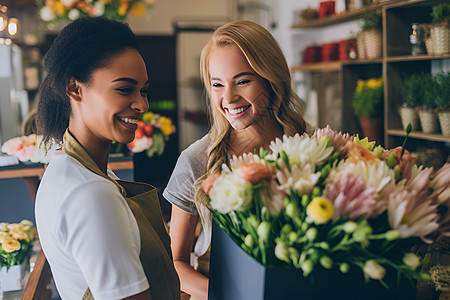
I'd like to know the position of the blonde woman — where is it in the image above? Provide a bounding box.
[163,20,309,299]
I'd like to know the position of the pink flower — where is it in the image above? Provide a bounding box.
[314,125,353,156]
[260,179,286,215]
[1,135,37,162]
[387,167,440,242]
[431,163,450,205]
[324,174,376,220]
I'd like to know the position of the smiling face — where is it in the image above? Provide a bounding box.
[209,44,272,131]
[74,48,149,145]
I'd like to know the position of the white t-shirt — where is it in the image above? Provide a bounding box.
[35,150,149,300]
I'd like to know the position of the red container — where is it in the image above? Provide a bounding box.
[338,39,357,60]
[319,1,335,18]
[303,46,322,63]
[321,42,339,61]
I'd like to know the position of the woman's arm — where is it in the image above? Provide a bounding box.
[170,205,209,299]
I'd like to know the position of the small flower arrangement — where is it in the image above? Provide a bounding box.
[127,111,176,158]
[1,134,55,164]
[0,220,37,269]
[352,77,383,119]
[202,126,450,286]
[37,0,154,23]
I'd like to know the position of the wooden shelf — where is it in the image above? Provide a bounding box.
[291,0,403,29]
[387,129,450,143]
[386,54,450,62]
[0,159,133,179]
[291,59,382,73]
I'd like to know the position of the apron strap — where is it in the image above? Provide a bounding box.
[82,288,94,300]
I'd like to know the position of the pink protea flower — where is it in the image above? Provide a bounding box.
[324,174,376,220]
[314,125,353,156]
[430,163,450,205]
[387,167,440,242]
[382,147,417,181]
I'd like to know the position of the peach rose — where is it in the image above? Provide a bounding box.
[238,163,272,184]
[2,239,20,253]
[201,173,220,195]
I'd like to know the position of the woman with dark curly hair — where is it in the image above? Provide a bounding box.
[35,17,180,300]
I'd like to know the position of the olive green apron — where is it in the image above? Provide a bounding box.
[62,131,180,300]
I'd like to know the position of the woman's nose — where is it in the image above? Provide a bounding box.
[131,94,149,113]
[223,86,239,104]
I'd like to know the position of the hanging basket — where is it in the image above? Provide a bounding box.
[438,111,450,136]
[430,24,450,55]
[418,108,439,133]
[363,29,382,59]
[398,106,419,131]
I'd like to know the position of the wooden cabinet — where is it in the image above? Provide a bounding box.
[290,0,449,164]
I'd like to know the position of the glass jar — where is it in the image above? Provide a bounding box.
[409,23,425,55]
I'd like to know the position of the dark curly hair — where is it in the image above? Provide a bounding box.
[37,17,140,148]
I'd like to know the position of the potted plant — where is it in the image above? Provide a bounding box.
[399,73,422,131]
[358,9,382,59]
[435,71,450,136]
[417,72,439,133]
[352,77,384,142]
[0,220,37,292]
[429,3,450,55]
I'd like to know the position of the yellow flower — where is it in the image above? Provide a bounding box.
[130,2,146,17]
[53,1,66,16]
[1,239,20,253]
[366,78,383,89]
[306,196,334,224]
[160,117,173,135]
[100,0,113,3]
[10,229,29,241]
[118,0,129,16]
[142,112,154,123]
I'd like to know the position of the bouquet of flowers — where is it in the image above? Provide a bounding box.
[0,220,37,269]
[202,126,450,286]
[127,111,176,158]
[1,134,55,164]
[37,0,154,23]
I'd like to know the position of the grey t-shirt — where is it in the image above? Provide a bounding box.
[163,134,211,257]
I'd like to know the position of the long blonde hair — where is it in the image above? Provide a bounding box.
[194,20,307,225]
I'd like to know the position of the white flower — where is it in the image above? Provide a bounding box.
[40,6,55,22]
[60,0,75,6]
[0,223,8,232]
[229,153,255,170]
[276,163,321,195]
[93,1,105,17]
[363,260,386,280]
[403,253,421,269]
[129,136,153,153]
[68,9,80,20]
[269,134,333,169]
[209,173,253,214]
[0,232,11,244]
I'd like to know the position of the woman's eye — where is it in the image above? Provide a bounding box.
[237,79,250,85]
[117,87,133,94]
[212,83,223,88]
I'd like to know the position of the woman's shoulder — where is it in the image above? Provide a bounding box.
[178,134,210,168]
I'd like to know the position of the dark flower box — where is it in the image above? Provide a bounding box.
[208,221,416,300]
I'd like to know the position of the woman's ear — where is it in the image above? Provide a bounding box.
[66,78,82,102]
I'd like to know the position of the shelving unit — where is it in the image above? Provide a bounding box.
[290,0,449,164]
